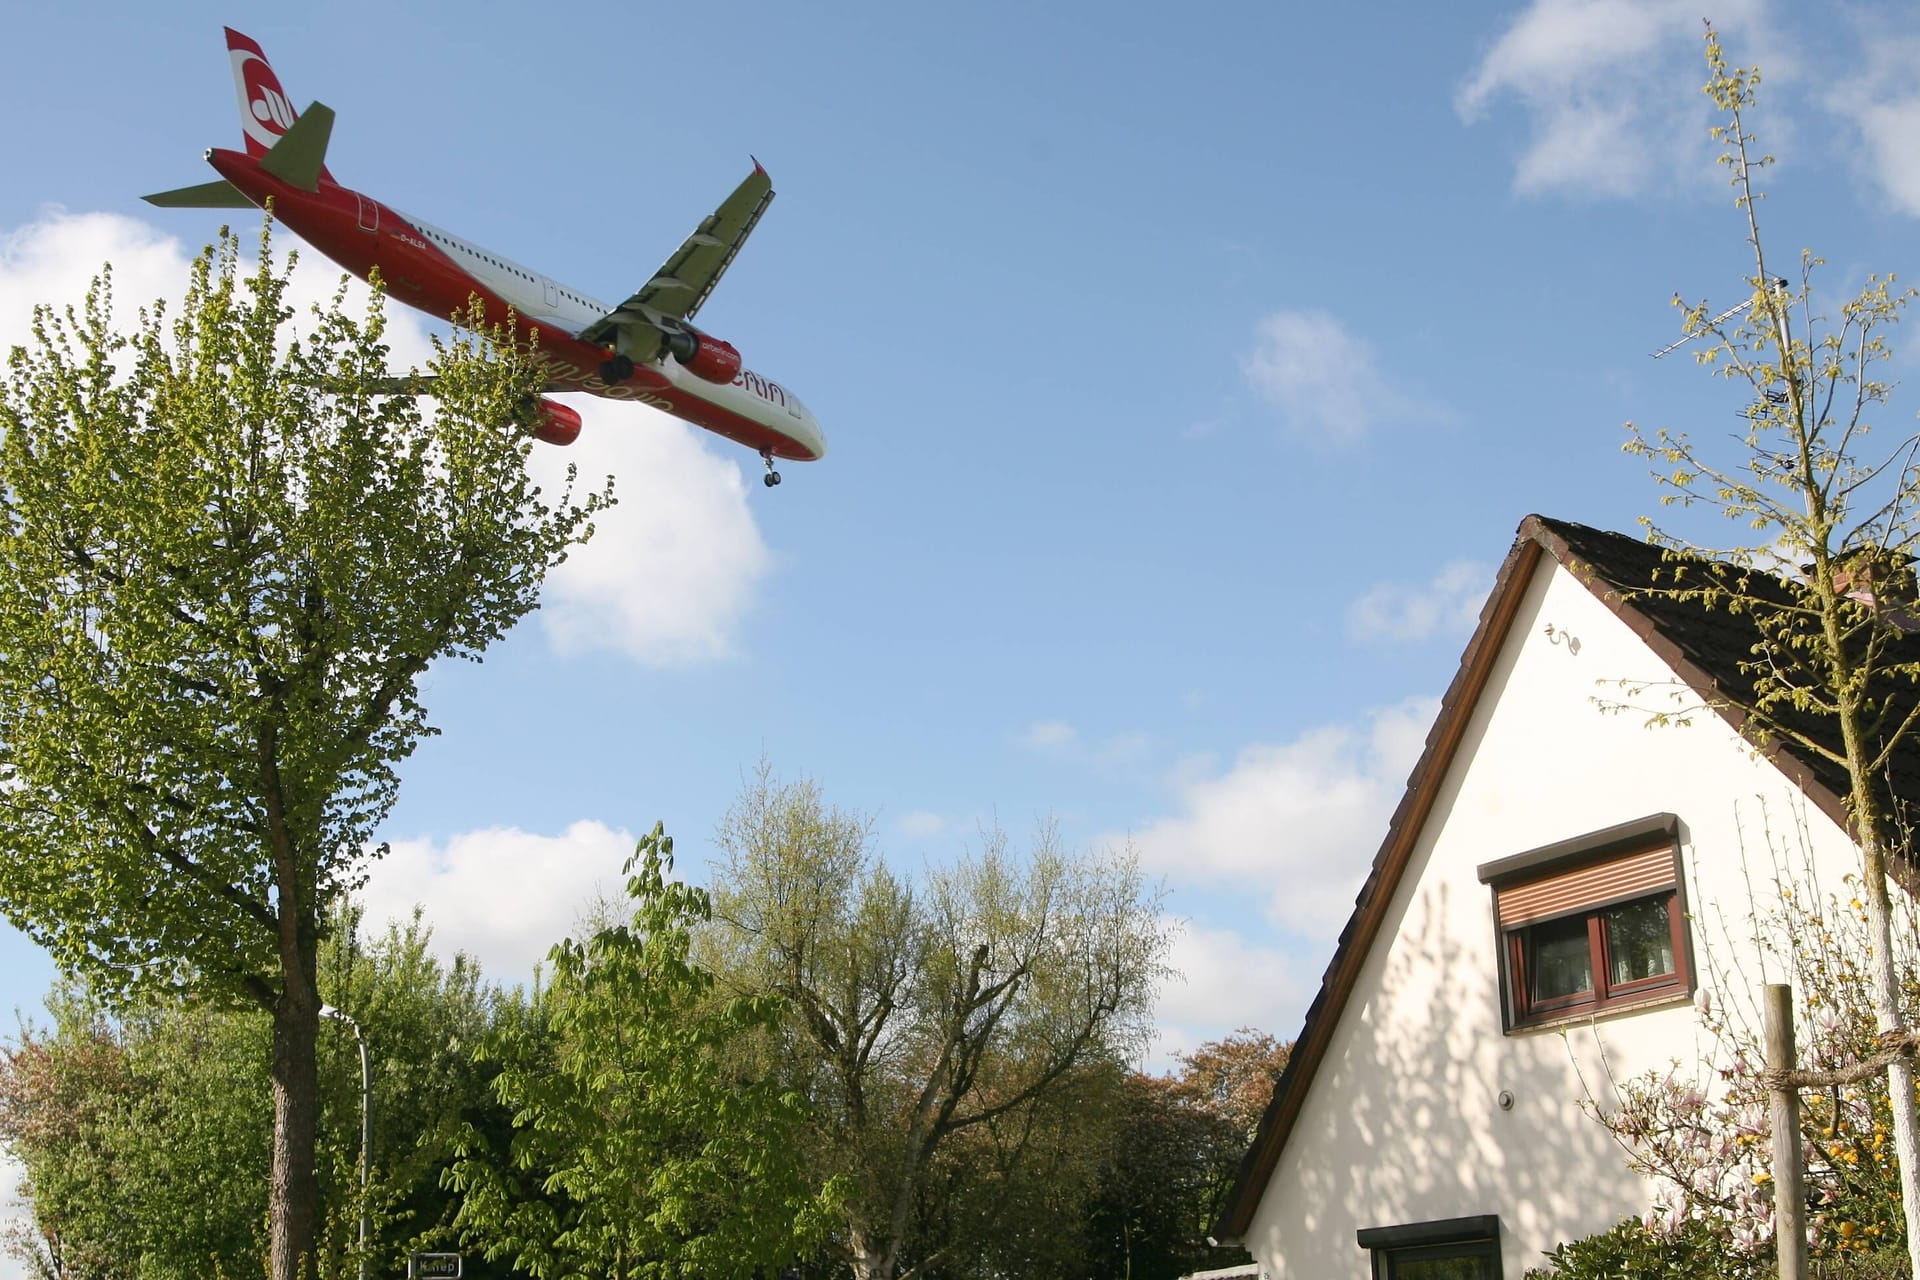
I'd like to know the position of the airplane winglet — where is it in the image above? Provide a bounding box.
[257,101,336,192]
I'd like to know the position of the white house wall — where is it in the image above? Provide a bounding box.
[1244,555,1866,1279]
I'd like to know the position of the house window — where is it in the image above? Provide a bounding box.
[1477,814,1690,1031]
[1358,1214,1501,1279]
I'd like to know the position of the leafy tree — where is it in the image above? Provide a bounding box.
[0,986,262,1279]
[0,914,534,1279]
[1173,1028,1289,1138]
[704,765,1174,1280]
[1081,1031,1292,1280]
[907,1057,1121,1280]
[1622,24,1920,1273]
[449,824,839,1280]
[0,225,608,1279]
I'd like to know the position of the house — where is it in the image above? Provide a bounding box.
[1212,514,1920,1279]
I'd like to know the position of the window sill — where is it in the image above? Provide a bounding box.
[1505,985,1693,1036]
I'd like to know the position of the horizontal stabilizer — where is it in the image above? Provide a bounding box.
[142,179,254,209]
[257,102,335,193]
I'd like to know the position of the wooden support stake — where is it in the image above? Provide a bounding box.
[1767,982,1808,1280]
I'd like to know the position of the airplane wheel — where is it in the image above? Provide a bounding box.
[763,471,781,488]
[599,354,634,384]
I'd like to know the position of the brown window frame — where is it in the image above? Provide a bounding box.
[1477,814,1693,1032]
[1504,889,1688,1025]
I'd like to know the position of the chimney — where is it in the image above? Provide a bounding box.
[1830,549,1920,631]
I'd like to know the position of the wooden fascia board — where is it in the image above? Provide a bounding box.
[1215,533,1544,1239]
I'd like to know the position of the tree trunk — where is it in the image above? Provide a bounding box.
[848,1223,889,1280]
[1859,834,1920,1279]
[268,961,322,1280]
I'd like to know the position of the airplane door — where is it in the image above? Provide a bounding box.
[542,277,560,309]
[356,194,379,233]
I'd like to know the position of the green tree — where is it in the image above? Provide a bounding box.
[705,766,1174,1280]
[0,914,536,1279]
[449,824,838,1279]
[1624,24,1920,1273]
[0,225,607,1280]
[0,986,263,1279]
[1081,1031,1292,1280]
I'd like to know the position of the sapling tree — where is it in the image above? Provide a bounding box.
[0,224,608,1280]
[1625,25,1920,1272]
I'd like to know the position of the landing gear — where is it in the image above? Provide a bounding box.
[598,353,635,385]
[761,451,782,488]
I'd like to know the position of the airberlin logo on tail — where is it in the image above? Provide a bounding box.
[231,48,294,153]
[252,79,294,130]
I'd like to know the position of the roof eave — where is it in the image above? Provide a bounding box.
[1213,523,1546,1239]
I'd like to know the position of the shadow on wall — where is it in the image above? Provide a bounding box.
[1269,876,1652,1276]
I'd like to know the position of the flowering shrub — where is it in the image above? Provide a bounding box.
[1524,1215,1766,1279]
[1525,1217,1912,1279]
[1589,819,1920,1268]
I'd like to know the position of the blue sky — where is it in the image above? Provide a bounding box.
[4,0,1920,1245]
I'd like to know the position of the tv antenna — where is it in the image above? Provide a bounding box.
[1649,278,1790,359]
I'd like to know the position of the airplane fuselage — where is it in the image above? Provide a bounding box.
[204,148,825,462]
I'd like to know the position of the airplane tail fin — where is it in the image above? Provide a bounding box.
[257,105,336,192]
[225,28,337,185]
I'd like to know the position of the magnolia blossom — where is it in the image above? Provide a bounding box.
[1598,873,1915,1260]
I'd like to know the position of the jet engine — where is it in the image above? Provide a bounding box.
[664,328,743,385]
[530,397,582,446]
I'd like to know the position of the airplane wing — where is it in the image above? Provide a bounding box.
[577,163,774,347]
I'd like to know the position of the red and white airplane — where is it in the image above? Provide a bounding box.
[146,29,824,485]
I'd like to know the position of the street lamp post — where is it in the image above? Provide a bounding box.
[320,1004,371,1280]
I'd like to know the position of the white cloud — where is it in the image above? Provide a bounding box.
[1022,720,1078,749]
[1018,720,1154,774]
[1128,698,1440,938]
[0,208,437,369]
[0,211,192,352]
[360,821,637,982]
[896,809,951,840]
[1826,26,1920,216]
[1241,310,1439,442]
[527,402,771,664]
[0,209,770,667]
[1348,560,1494,642]
[1147,924,1313,1069]
[1456,0,1770,198]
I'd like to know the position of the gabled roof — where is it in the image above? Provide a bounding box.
[1215,513,1920,1240]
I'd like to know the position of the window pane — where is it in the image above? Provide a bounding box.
[1606,895,1676,984]
[1525,915,1592,1002]
[1390,1247,1499,1279]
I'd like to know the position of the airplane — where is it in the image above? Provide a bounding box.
[144,29,824,486]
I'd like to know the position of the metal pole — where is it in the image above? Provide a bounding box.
[1765,983,1807,1280]
[322,1005,372,1280]
[354,1024,371,1280]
